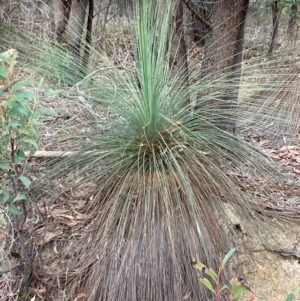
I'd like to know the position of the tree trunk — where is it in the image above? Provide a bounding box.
[82,0,94,71]
[287,3,298,45]
[268,0,281,54]
[55,0,72,43]
[200,0,249,132]
[68,0,89,58]
[54,0,92,83]
[192,1,211,46]
[175,0,189,104]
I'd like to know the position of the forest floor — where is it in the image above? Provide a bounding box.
[234,137,300,301]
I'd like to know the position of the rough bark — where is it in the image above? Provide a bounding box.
[287,4,298,43]
[54,0,92,83]
[55,0,72,43]
[68,0,89,57]
[200,0,249,132]
[268,1,281,54]
[82,0,94,71]
[175,0,189,104]
[186,0,211,46]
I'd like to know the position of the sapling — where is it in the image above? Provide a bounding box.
[194,248,299,301]
[194,248,256,301]
[0,49,58,279]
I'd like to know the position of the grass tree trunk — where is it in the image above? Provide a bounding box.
[200,0,249,132]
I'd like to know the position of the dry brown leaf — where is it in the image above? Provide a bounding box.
[34,230,63,246]
[51,209,71,216]
[29,287,46,294]
[34,224,54,234]
[73,210,90,220]
[258,139,271,146]
[0,229,8,240]
[76,293,87,299]
[292,167,300,174]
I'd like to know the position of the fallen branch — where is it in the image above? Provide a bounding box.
[262,244,300,259]
[25,151,75,157]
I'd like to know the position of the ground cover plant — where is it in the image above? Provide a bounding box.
[194,248,299,301]
[0,0,300,300]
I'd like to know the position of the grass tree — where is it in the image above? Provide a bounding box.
[0,0,296,300]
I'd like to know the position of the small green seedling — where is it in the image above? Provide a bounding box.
[193,248,256,301]
[285,286,299,301]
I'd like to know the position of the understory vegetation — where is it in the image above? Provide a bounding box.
[0,0,300,300]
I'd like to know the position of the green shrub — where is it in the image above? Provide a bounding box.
[0,48,58,276]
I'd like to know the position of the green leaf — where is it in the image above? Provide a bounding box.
[15,149,26,159]
[38,77,44,89]
[8,205,23,215]
[0,65,8,79]
[15,92,34,100]
[30,118,45,127]
[11,252,22,259]
[1,190,10,202]
[286,293,296,301]
[19,176,31,189]
[222,248,236,268]
[44,89,63,97]
[16,106,31,118]
[0,159,11,170]
[1,134,10,148]
[0,49,18,63]
[232,284,247,299]
[286,287,298,301]
[6,119,23,129]
[24,125,39,136]
[11,80,32,91]
[200,278,216,294]
[16,193,28,201]
[22,137,38,150]
[221,283,231,292]
[0,270,3,277]
[33,108,57,117]
[205,268,218,281]
[0,53,8,62]
[0,214,7,225]
[16,99,31,111]
[15,156,25,164]
[193,261,206,271]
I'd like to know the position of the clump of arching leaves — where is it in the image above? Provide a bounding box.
[0,0,299,300]
[0,49,58,276]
